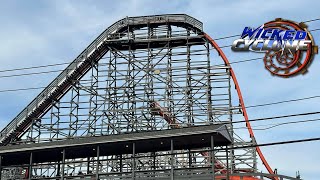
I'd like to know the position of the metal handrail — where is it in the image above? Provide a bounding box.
[61,168,301,180]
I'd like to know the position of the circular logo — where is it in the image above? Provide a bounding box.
[263,18,318,77]
[231,18,318,77]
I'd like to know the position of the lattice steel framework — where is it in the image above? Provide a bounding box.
[0,14,299,180]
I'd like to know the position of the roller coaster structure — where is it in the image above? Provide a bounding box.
[0,14,301,180]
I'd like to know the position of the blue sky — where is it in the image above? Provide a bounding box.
[0,0,319,179]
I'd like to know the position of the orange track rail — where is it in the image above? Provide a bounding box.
[204,33,276,178]
[141,33,277,179]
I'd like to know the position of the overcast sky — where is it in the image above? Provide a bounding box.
[0,1,319,179]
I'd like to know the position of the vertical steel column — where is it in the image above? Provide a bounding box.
[28,152,33,180]
[87,157,90,174]
[87,61,99,136]
[57,162,61,177]
[120,154,123,173]
[74,82,80,137]
[132,143,136,179]
[206,41,213,122]
[211,136,215,180]
[61,149,65,180]
[171,139,174,180]
[152,152,156,178]
[188,149,192,168]
[253,138,258,172]
[153,152,156,170]
[227,68,235,173]
[127,43,137,132]
[166,25,174,128]
[226,146,229,180]
[96,145,100,179]
[147,25,155,130]
[29,119,34,143]
[0,155,2,179]
[107,49,119,134]
[68,81,77,137]
[51,100,61,141]
[186,29,193,125]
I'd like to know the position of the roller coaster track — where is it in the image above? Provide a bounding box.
[0,14,276,177]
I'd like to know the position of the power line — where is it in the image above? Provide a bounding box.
[172,110,320,131]
[0,85,319,119]
[246,95,320,109]
[0,70,62,79]
[213,34,240,41]
[0,58,261,79]
[233,111,320,125]
[250,137,320,147]
[215,137,320,151]
[253,118,320,130]
[229,57,263,64]
[188,116,320,134]
[0,62,69,73]
[177,111,320,128]
[231,117,320,131]
[1,27,317,78]
[0,17,318,74]
[0,55,263,79]
[0,58,103,79]
[3,26,320,79]
[310,28,320,32]
[2,113,319,152]
[0,87,46,93]
[0,81,318,110]
[5,111,320,138]
[0,56,265,79]
[0,58,94,74]
[200,18,320,42]
[303,18,320,23]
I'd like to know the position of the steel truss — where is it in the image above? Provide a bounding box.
[0,14,300,180]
